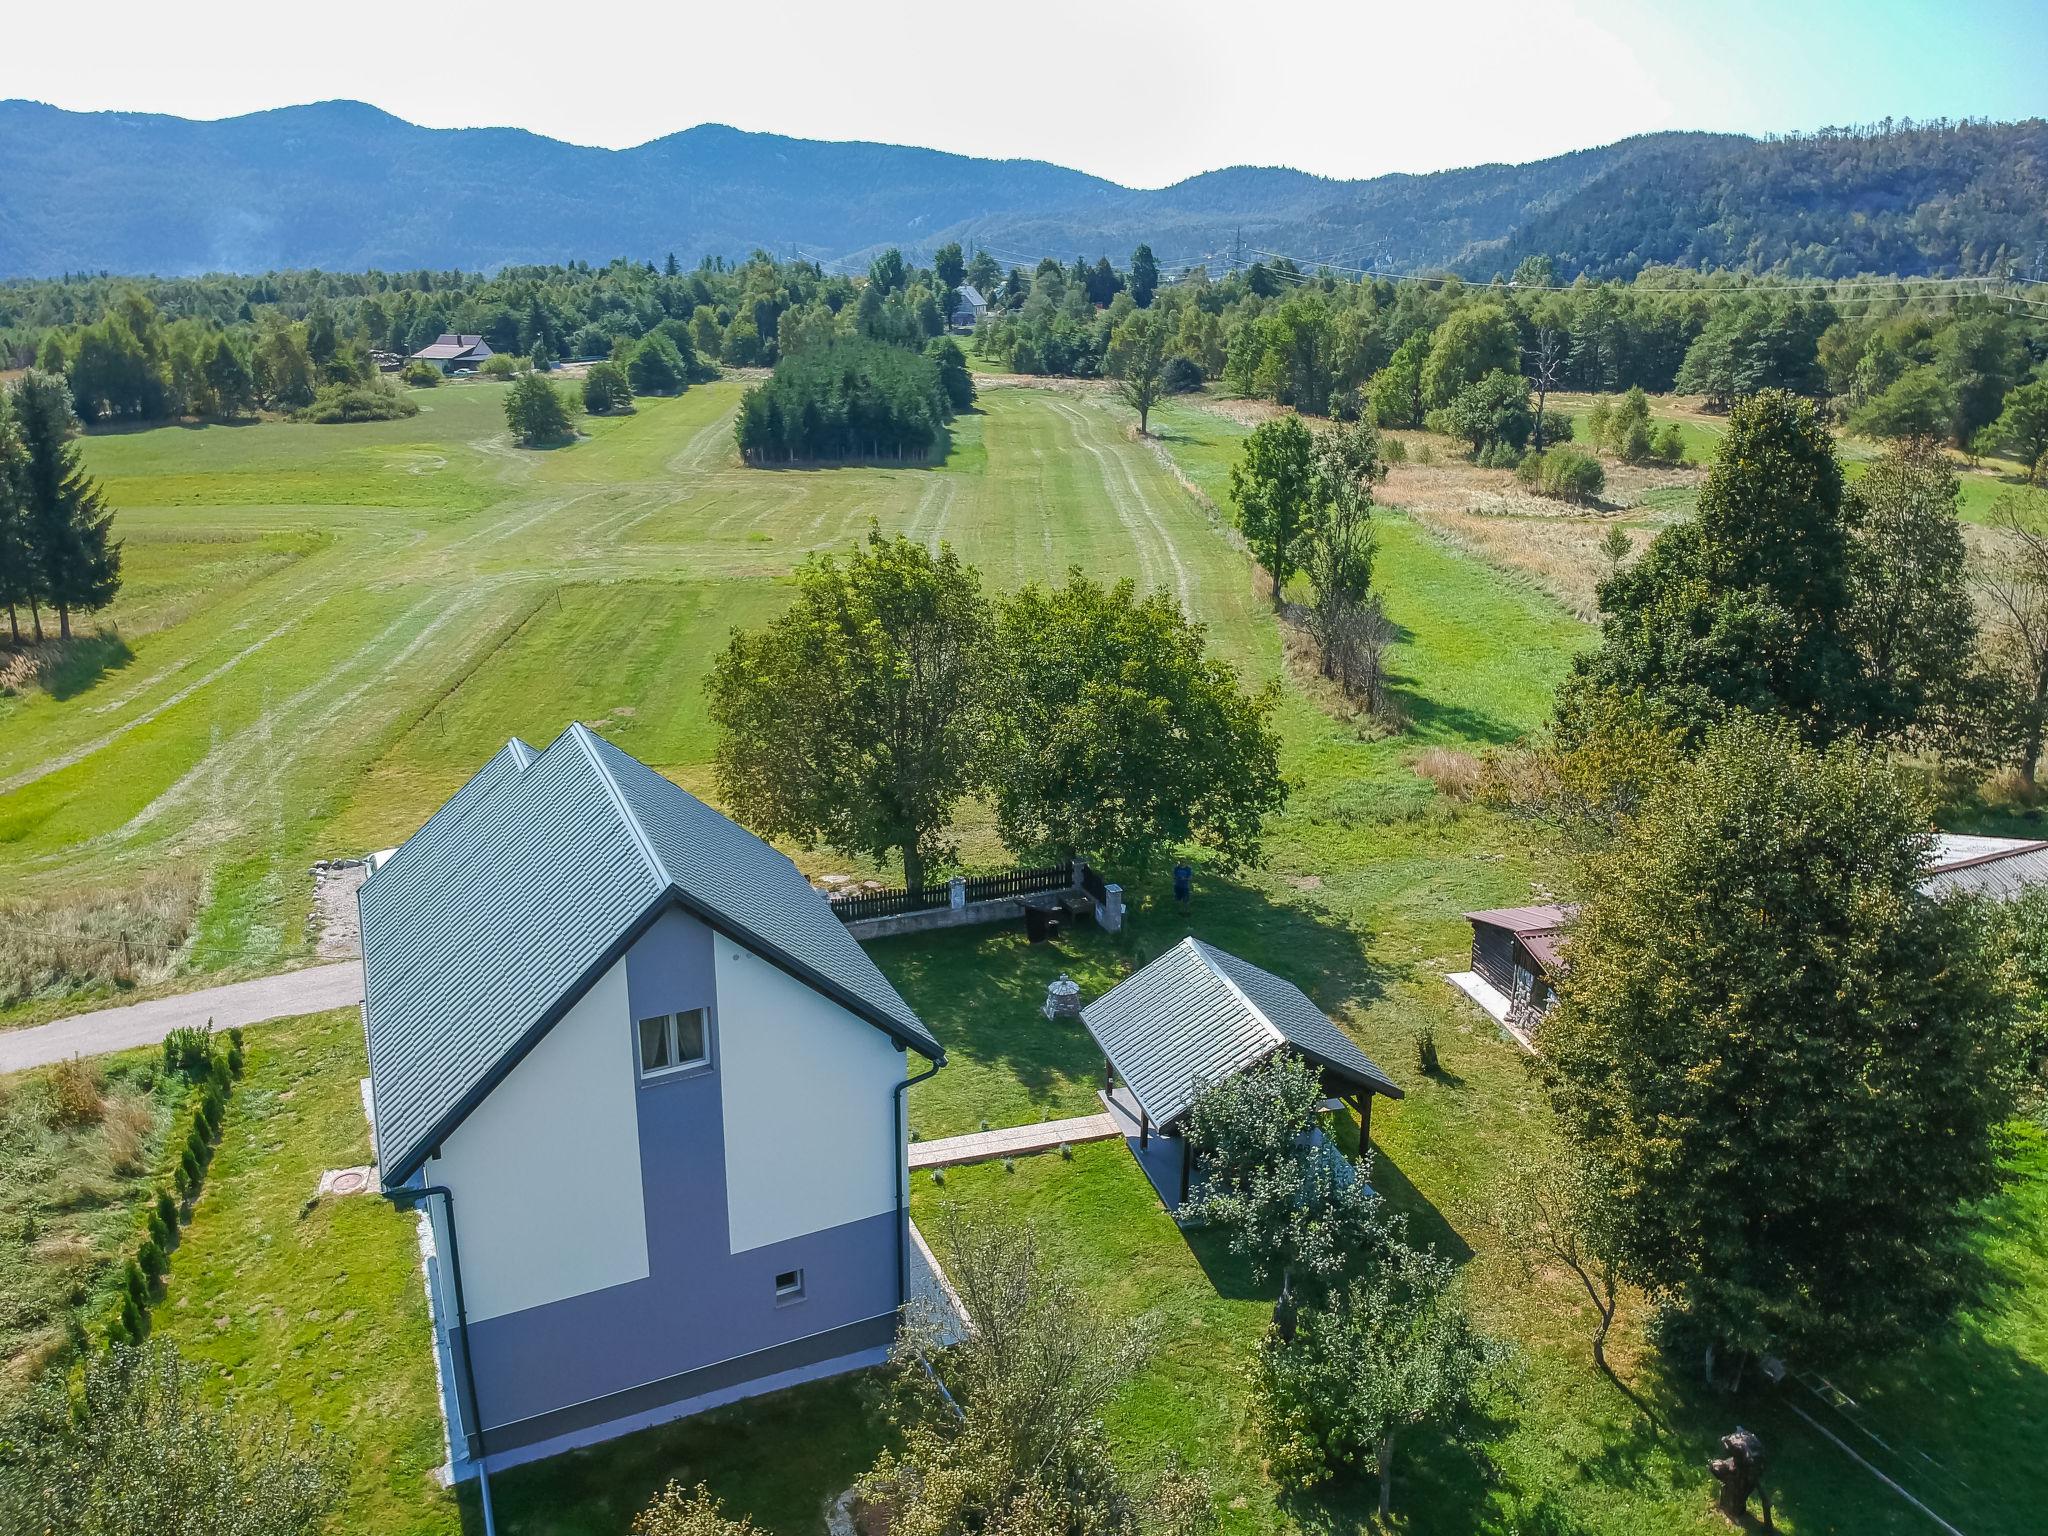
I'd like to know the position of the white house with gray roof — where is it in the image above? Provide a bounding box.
[358,725,943,1477]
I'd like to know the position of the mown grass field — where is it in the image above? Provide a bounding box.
[5,375,2044,1535]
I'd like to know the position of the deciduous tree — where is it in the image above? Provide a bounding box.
[863,1212,1150,1536]
[1183,1052,1394,1296]
[1983,493,2048,786]
[1108,309,1169,435]
[1229,415,1317,606]
[503,372,574,446]
[708,529,986,894]
[0,1342,341,1536]
[1842,437,1983,746]
[1252,1239,1513,1518]
[985,571,1286,873]
[1976,378,2048,475]
[1543,717,2022,1372]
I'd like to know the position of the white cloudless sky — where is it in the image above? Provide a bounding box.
[4,0,2043,186]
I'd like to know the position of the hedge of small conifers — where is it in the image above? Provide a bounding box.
[95,1025,244,1349]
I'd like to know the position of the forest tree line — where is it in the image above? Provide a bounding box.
[975,247,2047,469]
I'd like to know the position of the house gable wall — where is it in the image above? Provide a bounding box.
[715,936,904,1253]
[441,903,903,1442]
[427,956,650,1323]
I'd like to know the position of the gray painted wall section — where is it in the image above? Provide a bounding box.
[457,905,899,1440]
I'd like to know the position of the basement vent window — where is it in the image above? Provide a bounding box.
[774,1268,806,1303]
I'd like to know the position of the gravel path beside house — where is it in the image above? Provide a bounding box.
[0,962,363,1074]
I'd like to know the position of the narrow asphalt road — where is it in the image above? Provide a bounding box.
[0,963,364,1074]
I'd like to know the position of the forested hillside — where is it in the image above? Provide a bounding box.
[1463,119,2048,280]
[0,100,2040,282]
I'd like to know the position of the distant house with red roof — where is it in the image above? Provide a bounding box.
[409,333,494,373]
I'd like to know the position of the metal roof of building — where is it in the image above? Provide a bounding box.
[1463,904,1574,934]
[1080,937,1399,1129]
[410,333,492,360]
[360,724,939,1184]
[1921,835,2048,902]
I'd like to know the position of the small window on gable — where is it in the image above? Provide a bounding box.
[638,1008,711,1080]
[774,1268,805,1303]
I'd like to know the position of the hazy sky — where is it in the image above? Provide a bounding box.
[5,0,2043,187]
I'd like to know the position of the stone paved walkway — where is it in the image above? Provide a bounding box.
[909,1112,1118,1169]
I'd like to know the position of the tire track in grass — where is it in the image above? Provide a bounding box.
[1048,397,1193,609]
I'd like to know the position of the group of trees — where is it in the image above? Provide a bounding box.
[1229,418,1393,704]
[0,246,981,430]
[1477,390,2044,1386]
[0,370,121,643]
[966,242,2045,474]
[1559,391,2041,780]
[733,338,969,463]
[706,528,1285,894]
[27,288,418,424]
[1181,1053,1512,1518]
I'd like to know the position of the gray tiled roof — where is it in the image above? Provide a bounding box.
[1080,937,1398,1128]
[360,724,938,1184]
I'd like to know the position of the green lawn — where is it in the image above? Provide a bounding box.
[1,382,1274,1015]
[154,1008,461,1536]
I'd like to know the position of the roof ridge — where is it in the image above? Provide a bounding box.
[1189,938,1283,1051]
[566,723,671,891]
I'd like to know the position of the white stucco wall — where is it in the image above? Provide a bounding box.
[714,941,903,1254]
[427,958,650,1321]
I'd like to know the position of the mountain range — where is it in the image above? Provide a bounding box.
[1,100,2042,283]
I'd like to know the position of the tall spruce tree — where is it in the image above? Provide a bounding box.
[0,393,32,645]
[1558,389,1862,746]
[13,370,121,640]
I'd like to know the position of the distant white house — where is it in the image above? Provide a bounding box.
[409,333,494,372]
[359,725,944,1477]
[949,285,988,332]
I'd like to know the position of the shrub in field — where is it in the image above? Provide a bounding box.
[138,1237,165,1280]
[504,372,576,446]
[633,1482,761,1536]
[582,360,634,414]
[479,353,526,378]
[1654,422,1686,463]
[155,1188,179,1231]
[293,381,418,424]
[1161,355,1205,394]
[163,1025,212,1079]
[399,361,441,387]
[47,1057,106,1127]
[1517,447,1606,503]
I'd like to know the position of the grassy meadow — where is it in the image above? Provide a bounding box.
[3,374,2044,1534]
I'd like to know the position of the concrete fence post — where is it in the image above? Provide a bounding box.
[1070,857,1086,890]
[1096,883,1124,934]
[948,875,966,910]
